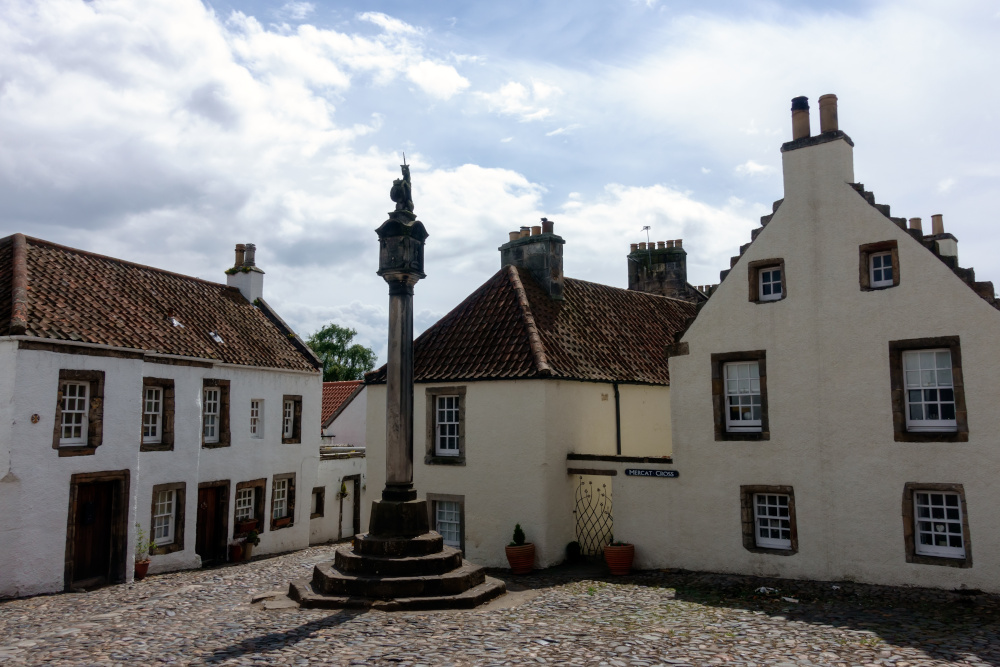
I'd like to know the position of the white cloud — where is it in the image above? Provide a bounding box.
[357,11,422,36]
[500,137,513,143]
[406,60,470,100]
[545,124,583,137]
[937,177,956,193]
[278,2,315,20]
[477,80,560,122]
[734,160,776,177]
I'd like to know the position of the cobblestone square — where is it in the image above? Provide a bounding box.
[1,544,998,666]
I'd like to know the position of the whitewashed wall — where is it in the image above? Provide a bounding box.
[309,454,366,545]
[322,386,367,446]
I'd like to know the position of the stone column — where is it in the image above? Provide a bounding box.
[382,273,419,501]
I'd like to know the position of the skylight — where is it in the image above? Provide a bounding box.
[170,317,184,328]
[209,331,224,344]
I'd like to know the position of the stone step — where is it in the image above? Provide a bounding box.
[334,543,463,576]
[353,531,444,557]
[289,576,507,611]
[312,560,486,598]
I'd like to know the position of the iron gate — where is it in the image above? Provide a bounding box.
[573,476,612,557]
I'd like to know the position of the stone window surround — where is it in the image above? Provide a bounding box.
[888,336,968,442]
[52,369,105,457]
[141,378,175,452]
[149,482,185,555]
[901,482,972,568]
[859,240,900,291]
[270,472,296,531]
[740,485,798,556]
[202,379,231,448]
[233,478,265,538]
[747,258,787,304]
[711,351,769,441]
[426,492,465,554]
[310,486,325,519]
[425,386,467,465]
[281,395,303,444]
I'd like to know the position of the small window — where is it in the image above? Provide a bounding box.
[310,486,325,519]
[435,500,462,548]
[60,382,89,445]
[283,400,294,438]
[724,361,761,432]
[425,387,467,464]
[903,349,956,432]
[759,268,783,301]
[153,489,175,545]
[270,473,296,529]
[436,395,461,455]
[235,488,255,522]
[747,258,786,303]
[234,478,266,537]
[143,387,163,444]
[250,399,264,439]
[203,387,220,444]
[273,479,288,520]
[281,395,302,444]
[754,494,791,549]
[913,491,965,559]
[870,251,894,288]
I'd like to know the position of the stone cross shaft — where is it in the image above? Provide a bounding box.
[382,273,420,501]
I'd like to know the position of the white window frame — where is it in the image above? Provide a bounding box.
[754,493,792,550]
[435,500,461,548]
[250,399,264,439]
[435,395,461,456]
[724,361,761,432]
[143,386,163,444]
[913,491,966,559]
[153,489,175,546]
[870,251,894,288]
[272,478,288,520]
[758,267,783,301]
[903,349,957,432]
[203,387,220,443]
[235,488,255,522]
[59,381,89,446]
[282,400,294,439]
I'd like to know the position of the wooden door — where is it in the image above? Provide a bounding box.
[196,486,220,564]
[72,481,115,585]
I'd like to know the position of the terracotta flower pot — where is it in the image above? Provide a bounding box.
[274,517,291,528]
[235,519,258,534]
[229,544,243,562]
[134,560,151,581]
[604,544,635,575]
[505,544,535,574]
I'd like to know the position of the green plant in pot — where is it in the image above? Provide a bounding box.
[603,535,635,575]
[243,529,260,561]
[504,523,535,574]
[134,523,156,581]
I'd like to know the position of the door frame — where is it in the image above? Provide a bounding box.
[64,470,131,590]
[338,474,361,540]
[196,479,230,565]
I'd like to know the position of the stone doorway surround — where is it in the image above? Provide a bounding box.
[64,470,130,590]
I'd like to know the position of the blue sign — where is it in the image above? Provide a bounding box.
[624,468,679,478]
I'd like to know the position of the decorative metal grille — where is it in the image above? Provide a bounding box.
[574,477,612,558]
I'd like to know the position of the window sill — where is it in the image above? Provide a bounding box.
[202,441,231,449]
[755,297,784,304]
[270,518,293,531]
[281,438,301,445]
[310,512,323,520]
[425,454,466,466]
[140,442,173,452]
[717,431,770,442]
[151,543,182,556]
[744,545,797,556]
[906,552,972,568]
[58,445,97,457]
[894,431,968,443]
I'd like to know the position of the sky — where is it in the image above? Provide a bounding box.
[2,0,999,362]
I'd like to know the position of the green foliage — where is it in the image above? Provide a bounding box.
[511,523,526,546]
[306,323,377,382]
[245,529,261,547]
[135,523,156,562]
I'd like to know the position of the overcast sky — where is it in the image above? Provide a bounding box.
[2,0,999,362]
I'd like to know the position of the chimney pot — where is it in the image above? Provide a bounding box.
[909,217,923,232]
[541,218,554,234]
[500,222,565,299]
[509,231,520,242]
[630,243,638,252]
[531,225,542,236]
[656,241,665,249]
[638,242,647,250]
[226,242,263,302]
[932,214,944,235]
[234,243,246,267]
[818,94,839,133]
[675,239,683,248]
[519,226,530,238]
[791,96,811,140]
[244,243,256,266]
[663,240,670,248]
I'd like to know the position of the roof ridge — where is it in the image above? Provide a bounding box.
[505,265,552,377]
[564,276,700,304]
[9,234,28,335]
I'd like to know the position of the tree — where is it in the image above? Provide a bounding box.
[306,323,377,382]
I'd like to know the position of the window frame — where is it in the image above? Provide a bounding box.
[140,378,175,452]
[888,337,967,442]
[142,386,163,445]
[425,386,467,465]
[310,486,325,519]
[52,370,105,457]
[281,395,302,444]
[59,381,89,446]
[149,482,185,555]
[740,485,797,555]
[201,379,231,448]
[902,349,958,432]
[723,361,762,432]
[250,399,264,439]
[901,482,972,568]
[859,240,900,291]
[426,493,465,554]
[711,351,769,441]
[434,394,462,456]
[233,478,265,537]
[270,472,296,530]
[747,258,786,304]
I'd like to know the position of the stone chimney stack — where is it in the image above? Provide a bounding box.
[628,239,701,302]
[499,218,565,300]
[226,242,265,303]
[791,96,811,140]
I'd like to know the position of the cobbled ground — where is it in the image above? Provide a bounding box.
[1,544,998,666]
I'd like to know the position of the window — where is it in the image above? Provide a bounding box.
[712,352,768,440]
[270,473,296,530]
[427,494,465,553]
[250,399,264,439]
[141,378,175,452]
[60,382,89,445]
[425,386,467,464]
[310,486,325,519]
[902,483,972,567]
[888,337,967,442]
[143,387,162,444]
[281,395,302,444]
[740,485,797,555]
[149,482,185,555]
[202,379,231,448]
[860,240,900,290]
[747,258,786,303]
[235,488,255,522]
[233,478,265,536]
[52,370,105,456]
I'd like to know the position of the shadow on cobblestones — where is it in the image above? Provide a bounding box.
[202,610,368,663]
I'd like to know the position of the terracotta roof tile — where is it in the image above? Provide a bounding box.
[367,265,696,386]
[0,235,319,372]
[322,380,363,424]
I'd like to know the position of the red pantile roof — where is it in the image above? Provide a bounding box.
[367,265,697,386]
[0,234,320,372]
[322,380,363,425]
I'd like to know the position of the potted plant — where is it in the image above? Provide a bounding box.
[243,529,260,561]
[504,523,535,574]
[234,518,258,535]
[274,516,292,528]
[229,539,244,562]
[604,536,635,575]
[134,523,156,581]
